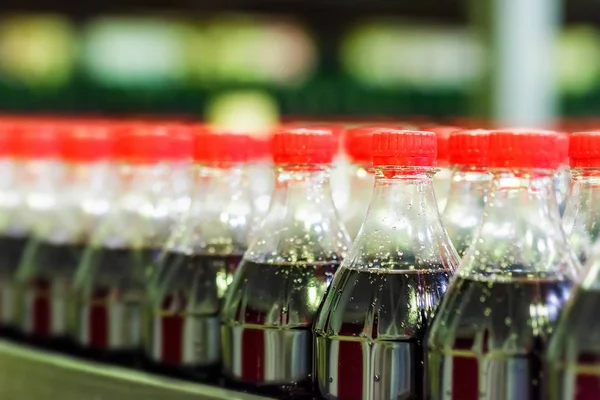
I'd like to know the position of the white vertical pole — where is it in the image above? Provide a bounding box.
[491,0,561,127]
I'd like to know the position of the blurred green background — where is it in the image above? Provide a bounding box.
[0,0,598,126]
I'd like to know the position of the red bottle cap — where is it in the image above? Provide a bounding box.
[194,127,249,165]
[0,120,17,158]
[60,123,115,163]
[448,129,491,167]
[283,122,345,140]
[272,127,338,165]
[13,120,61,160]
[569,131,600,168]
[556,132,569,166]
[165,123,193,161]
[116,122,171,164]
[421,125,461,166]
[248,136,272,162]
[372,129,437,167]
[344,125,397,164]
[489,129,561,169]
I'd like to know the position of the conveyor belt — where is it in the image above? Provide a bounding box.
[0,341,272,400]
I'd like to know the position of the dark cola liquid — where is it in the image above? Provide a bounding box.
[143,251,242,381]
[0,235,27,336]
[547,290,600,400]
[71,246,158,366]
[313,267,450,400]
[16,240,83,350]
[221,260,339,398]
[427,275,572,400]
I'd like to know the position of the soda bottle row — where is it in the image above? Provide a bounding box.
[0,116,599,400]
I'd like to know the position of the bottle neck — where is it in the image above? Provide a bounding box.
[169,164,251,255]
[563,171,600,230]
[562,169,600,263]
[21,159,63,193]
[368,167,439,215]
[169,160,193,197]
[352,167,457,271]
[35,161,118,243]
[92,162,172,248]
[19,159,63,239]
[271,166,337,215]
[64,161,116,193]
[168,160,193,223]
[442,166,492,256]
[0,159,29,237]
[462,169,577,279]
[444,167,492,205]
[341,163,375,239]
[246,165,350,264]
[349,163,373,184]
[119,162,170,192]
[433,164,452,212]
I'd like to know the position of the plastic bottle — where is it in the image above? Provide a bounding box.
[0,119,31,337]
[561,131,600,265]
[426,126,460,213]
[548,208,600,397]
[554,132,571,216]
[441,129,492,257]
[313,129,459,400]
[246,134,274,221]
[336,125,378,239]
[15,121,116,349]
[555,132,571,217]
[143,130,252,381]
[70,122,174,365]
[164,122,194,229]
[221,127,350,397]
[427,130,577,400]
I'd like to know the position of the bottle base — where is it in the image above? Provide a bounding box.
[142,358,221,383]
[25,335,77,354]
[75,346,143,368]
[0,326,24,342]
[223,376,313,399]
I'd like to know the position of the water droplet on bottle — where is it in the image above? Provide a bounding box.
[374,374,381,382]
[329,377,333,383]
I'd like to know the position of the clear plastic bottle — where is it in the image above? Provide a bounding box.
[336,125,378,239]
[70,122,173,365]
[15,121,116,349]
[561,131,600,265]
[246,134,274,222]
[143,131,252,381]
[555,132,571,217]
[427,130,577,400]
[0,118,30,337]
[314,129,459,400]
[426,126,460,213]
[546,176,600,400]
[442,129,492,257]
[221,127,350,397]
[164,122,194,229]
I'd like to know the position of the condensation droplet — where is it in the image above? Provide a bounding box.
[374,374,381,382]
[484,307,491,316]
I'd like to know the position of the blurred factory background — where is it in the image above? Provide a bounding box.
[0,0,597,128]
